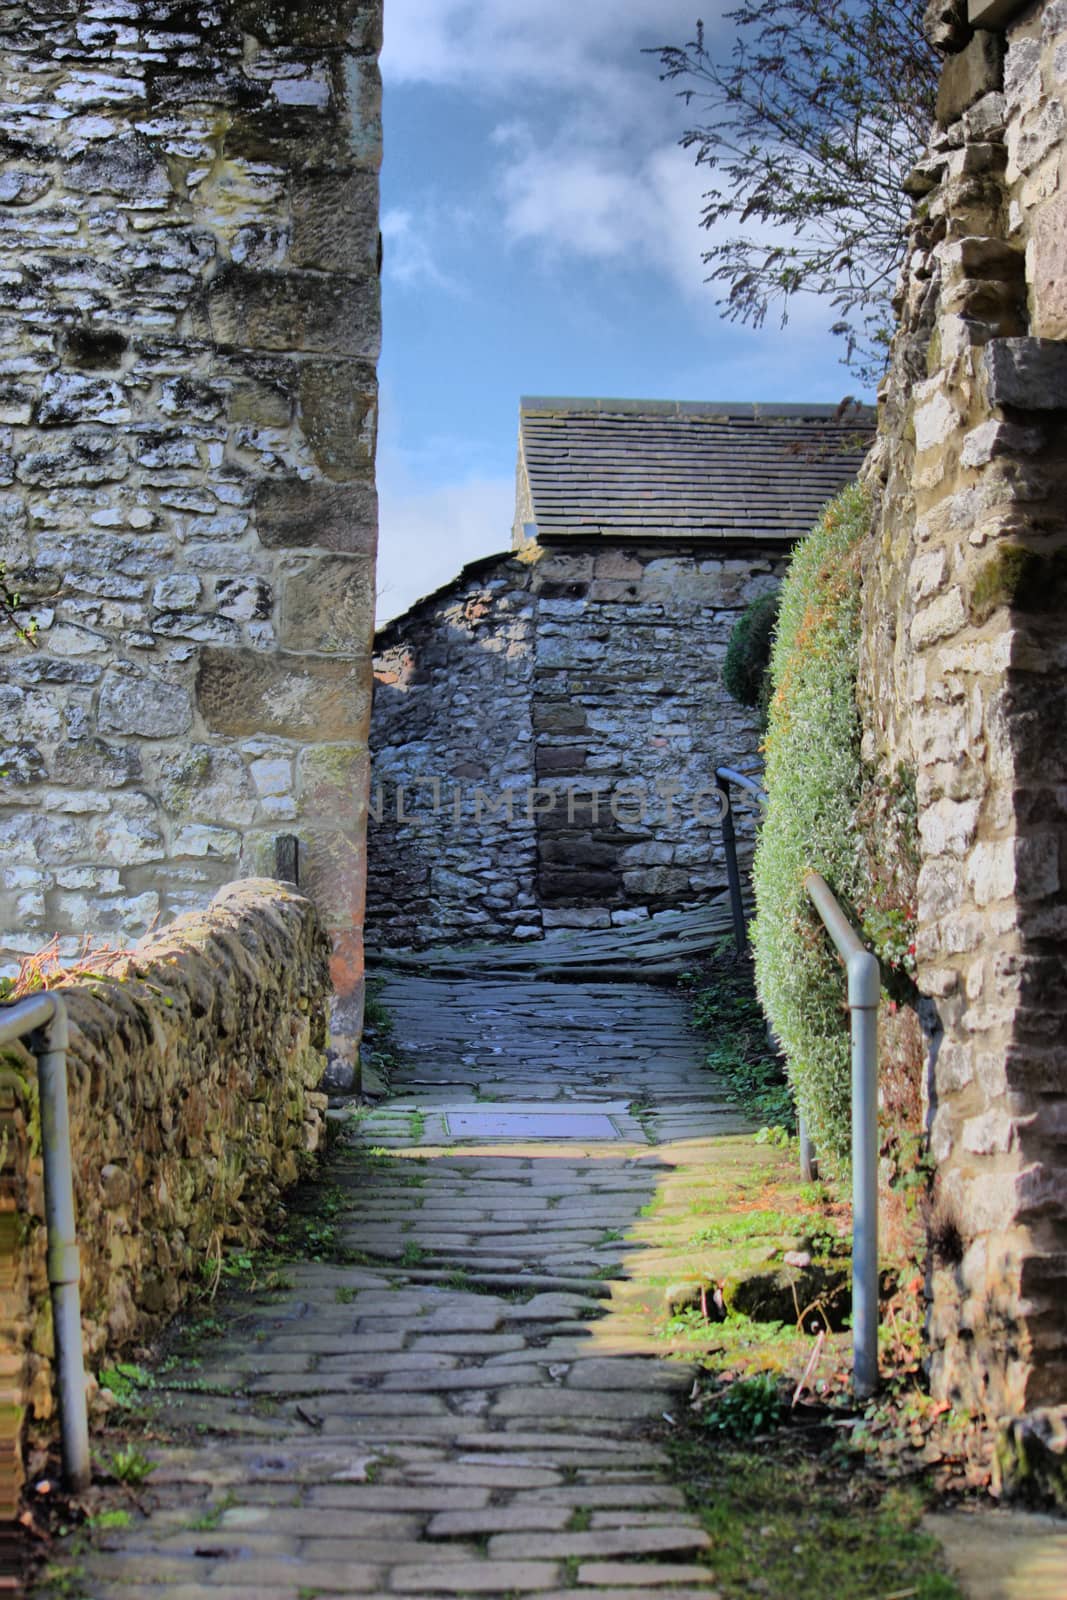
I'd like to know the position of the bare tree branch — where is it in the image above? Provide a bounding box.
[648,1,938,382]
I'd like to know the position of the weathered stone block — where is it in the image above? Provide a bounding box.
[150,744,257,828]
[234,0,382,50]
[279,555,374,654]
[910,587,967,646]
[937,32,1004,124]
[255,477,378,552]
[532,702,587,733]
[153,574,201,610]
[297,743,369,817]
[1028,194,1067,339]
[539,866,618,899]
[960,418,1044,466]
[51,739,142,789]
[984,338,1067,409]
[98,664,192,738]
[292,172,379,273]
[620,865,691,896]
[16,431,129,486]
[540,836,617,868]
[535,746,588,777]
[173,823,242,859]
[967,0,1031,29]
[65,133,171,199]
[299,361,378,479]
[197,647,371,740]
[207,267,379,356]
[926,0,972,51]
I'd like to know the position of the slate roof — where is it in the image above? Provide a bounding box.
[518,397,874,543]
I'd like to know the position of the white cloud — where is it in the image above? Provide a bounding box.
[383,0,704,97]
[376,471,515,624]
[381,207,463,292]
[492,123,647,262]
[489,121,725,307]
[382,2,736,312]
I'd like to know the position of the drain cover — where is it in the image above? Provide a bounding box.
[445,1110,620,1140]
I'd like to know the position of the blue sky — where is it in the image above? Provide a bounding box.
[376,1,869,622]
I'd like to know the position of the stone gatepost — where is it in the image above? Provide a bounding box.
[0,1,382,1061]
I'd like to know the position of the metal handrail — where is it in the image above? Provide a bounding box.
[713,767,880,1396]
[714,767,767,955]
[0,993,91,1489]
[804,871,880,1399]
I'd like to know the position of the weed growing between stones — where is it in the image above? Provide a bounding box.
[103,1443,156,1488]
[629,1097,660,1144]
[683,947,794,1133]
[185,1492,235,1532]
[360,977,401,1092]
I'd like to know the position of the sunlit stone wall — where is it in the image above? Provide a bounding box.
[861,0,1067,1450]
[0,0,382,1052]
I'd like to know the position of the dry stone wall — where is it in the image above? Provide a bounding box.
[862,0,1067,1434]
[369,543,781,949]
[0,1,382,1043]
[0,878,332,1503]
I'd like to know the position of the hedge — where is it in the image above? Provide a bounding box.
[751,483,870,1168]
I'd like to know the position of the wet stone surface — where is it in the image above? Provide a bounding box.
[44,973,750,1598]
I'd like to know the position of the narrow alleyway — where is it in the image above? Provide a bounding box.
[53,971,756,1598]
[35,964,1067,1599]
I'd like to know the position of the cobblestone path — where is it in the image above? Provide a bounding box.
[56,972,758,1599]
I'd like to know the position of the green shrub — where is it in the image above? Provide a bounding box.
[723,588,780,726]
[751,483,870,1169]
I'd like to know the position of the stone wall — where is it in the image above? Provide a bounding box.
[369,542,782,949]
[370,555,539,949]
[0,878,332,1504]
[861,0,1067,1427]
[0,1,382,1047]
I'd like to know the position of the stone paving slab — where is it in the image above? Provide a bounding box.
[42,974,745,1598]
[446,1110,623,1139]
[923,1510,1067,1599]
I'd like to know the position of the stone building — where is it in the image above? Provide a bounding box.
[0,1,382,1049]
[368,397,869,950]
[861,0,1067,1446]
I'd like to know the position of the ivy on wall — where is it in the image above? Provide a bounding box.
[751,484,869,1168]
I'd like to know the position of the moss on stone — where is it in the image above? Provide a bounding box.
[970,543,1067,623]
[969,543,1036,623]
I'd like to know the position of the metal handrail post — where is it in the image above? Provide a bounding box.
[717,773,748,954]
[804,870,880,1398]
[797,1111,818,1183]
[1,993,91,1490]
